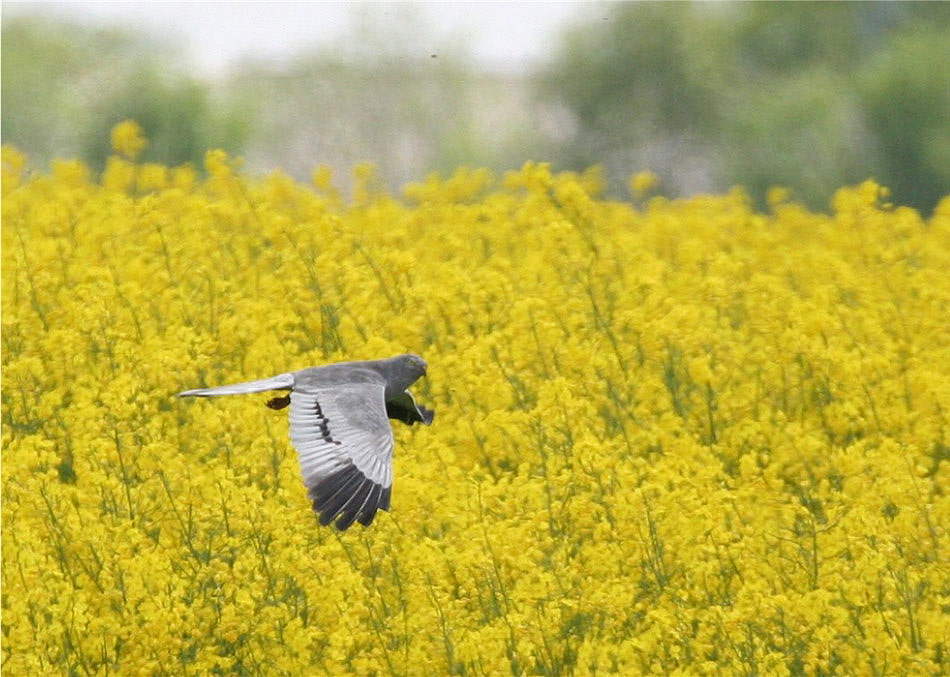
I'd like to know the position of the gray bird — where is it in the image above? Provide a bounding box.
[178,354,433,530]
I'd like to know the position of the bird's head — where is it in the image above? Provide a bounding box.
[404,354,428,379]
[385,354,428,393]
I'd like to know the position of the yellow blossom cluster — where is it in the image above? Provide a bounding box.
[2,137,949,675]
[109,120,149,161]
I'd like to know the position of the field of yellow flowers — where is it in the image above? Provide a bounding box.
[3,124,949,675]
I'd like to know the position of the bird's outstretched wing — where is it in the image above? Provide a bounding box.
[289,384,394,530]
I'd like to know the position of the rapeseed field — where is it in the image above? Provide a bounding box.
[3,124,949,674]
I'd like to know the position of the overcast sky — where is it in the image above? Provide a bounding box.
[4,1,599,76]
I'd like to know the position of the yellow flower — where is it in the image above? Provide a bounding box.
[2,136,948,675]
[767,185,790,208]
[110,119,148,159]
[629,170,659,197]
[2,145,28,193]
[311,165,335,191]
[137,163,169,192]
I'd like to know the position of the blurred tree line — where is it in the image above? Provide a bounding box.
[1,18,250,171]
[2,3,948,212]
[540,2,950,212]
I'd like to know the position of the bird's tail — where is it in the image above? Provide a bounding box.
[177,373,294,398]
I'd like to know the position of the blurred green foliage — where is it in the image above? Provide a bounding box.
[540,2,950,212]
[2,5,947,212]
[857,25,950,212]
[2,17,249,171]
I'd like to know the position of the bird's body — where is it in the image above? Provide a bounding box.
[178,354,433,530]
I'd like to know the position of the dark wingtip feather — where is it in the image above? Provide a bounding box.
[305,463,393,530]
[316,482,361,525]
[309,464,356,508]
[311,466,363,524]
[356,485,382,527]
[334,480,373,531]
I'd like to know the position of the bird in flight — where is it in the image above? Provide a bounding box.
[178,354,433,530]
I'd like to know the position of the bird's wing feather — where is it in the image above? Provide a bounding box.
[289,383,394,530]
[385,389,435,426]
[178,373,294,397]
